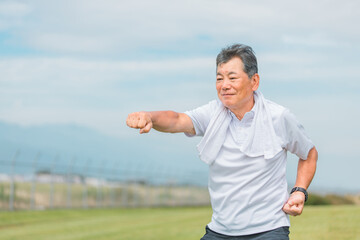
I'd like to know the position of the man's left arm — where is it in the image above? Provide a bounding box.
[282,147,318,216]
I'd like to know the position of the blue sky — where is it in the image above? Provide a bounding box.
[0,0,359,192]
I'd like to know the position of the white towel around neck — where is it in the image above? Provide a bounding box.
[197,91,283,165]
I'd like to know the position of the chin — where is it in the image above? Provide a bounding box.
[220,99,233,108]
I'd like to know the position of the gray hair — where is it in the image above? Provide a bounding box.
[216,44,258,78]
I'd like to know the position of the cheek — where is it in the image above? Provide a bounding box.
[236,82,249,92]
[216,84,221,92]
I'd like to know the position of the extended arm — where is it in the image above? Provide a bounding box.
[126,111,195,135]
[282,147,318,216]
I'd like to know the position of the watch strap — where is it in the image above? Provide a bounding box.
[290,187,308,202]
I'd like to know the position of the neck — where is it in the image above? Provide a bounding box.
[230,95,255,120]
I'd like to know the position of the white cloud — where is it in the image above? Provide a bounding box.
[281,34,340,47]
[258,50,360,83]
[0,105,126,137]
[258,52,326,66]
[274,94,360,156]
[5,0,358,55]
[0,1,31,30]
[26,33,114,53]
[0,1,31,17]
[0,57,213,85]
[0,56,215,136]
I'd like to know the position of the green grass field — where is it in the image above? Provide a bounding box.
[0,205,359,240]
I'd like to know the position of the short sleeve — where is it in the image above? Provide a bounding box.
[280,109,314,160]
[184,100,219,137]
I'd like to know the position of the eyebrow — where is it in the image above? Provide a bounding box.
[216,71,238,76]
[228,71,238,75]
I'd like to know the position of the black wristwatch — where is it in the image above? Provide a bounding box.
[290,187,308,202]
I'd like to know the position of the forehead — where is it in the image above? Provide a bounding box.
[216,57,244,75]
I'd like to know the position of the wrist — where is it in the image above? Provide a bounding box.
[290,187,308,202]
[146,111,154,123]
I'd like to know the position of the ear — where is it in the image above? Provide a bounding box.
[251,73,260,91]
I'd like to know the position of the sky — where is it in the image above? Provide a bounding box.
[0,0,359,192]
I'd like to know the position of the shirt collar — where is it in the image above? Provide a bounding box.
[229,97,257,122]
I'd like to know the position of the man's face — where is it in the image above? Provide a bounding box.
[216,57,259,111]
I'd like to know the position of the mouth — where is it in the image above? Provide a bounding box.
[221,93,235,97]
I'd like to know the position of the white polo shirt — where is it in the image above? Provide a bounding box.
[185,97,314,236]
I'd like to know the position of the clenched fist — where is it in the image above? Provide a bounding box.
[282,191,305,216]
[126,112,153,134]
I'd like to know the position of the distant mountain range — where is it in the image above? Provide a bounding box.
[0,121,208,186]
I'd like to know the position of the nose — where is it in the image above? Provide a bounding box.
[221,78,231,90]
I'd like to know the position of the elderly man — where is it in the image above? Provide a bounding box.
[126,44,318,240]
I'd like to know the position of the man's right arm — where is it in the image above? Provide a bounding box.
[126,111,195,135]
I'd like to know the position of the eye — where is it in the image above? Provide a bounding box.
[216,78,223,81]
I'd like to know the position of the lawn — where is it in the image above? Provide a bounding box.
[0,205,359,240]
[289,205,360,240]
